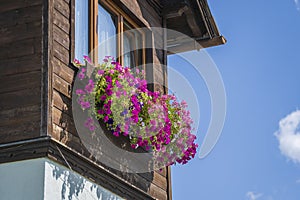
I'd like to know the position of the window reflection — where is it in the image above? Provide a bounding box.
[98,4,117,63]
[123,21,143,69]
[75,0,89,63]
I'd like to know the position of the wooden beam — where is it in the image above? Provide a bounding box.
[165,5,188,19]
[167,36,226,54]
[184,7,202,37]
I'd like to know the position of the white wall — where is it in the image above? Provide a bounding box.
[0,159,45,200]
[0,158,123,200]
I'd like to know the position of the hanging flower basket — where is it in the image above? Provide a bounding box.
[74,56,198,166]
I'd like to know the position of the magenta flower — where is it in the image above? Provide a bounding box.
[73,59,80,65]
[76,89,85,95]
[83,55,91,63]
[104,103,110,110]
[100,95,106,101]
[98,70,104,75]
[115,80,122,88]
[97,109,104,115]
[105,88,112,96]
[105,76,112,83]
[103,116,109,122]
[116,90,122,98]
[81,101,90,109]
[105,109,112,115]
[109,69,114,74]
[113,131,119,137]
[85,79,94,93]
[89,125,95,131]
[78,72,85,80]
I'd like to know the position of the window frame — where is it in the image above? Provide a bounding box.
[87,0,146,71]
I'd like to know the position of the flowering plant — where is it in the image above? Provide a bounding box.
[74,56,198,166]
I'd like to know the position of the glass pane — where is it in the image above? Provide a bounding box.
[98,4,117,63]
[75,0,89,63]
[123,21,143,69]
[123,34,134,67]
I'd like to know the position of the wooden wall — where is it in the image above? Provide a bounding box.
[0,0,44,143]
[49,0,169,199]
[0,0,169,199]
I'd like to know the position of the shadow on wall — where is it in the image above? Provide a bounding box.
[52,164,85,200]
[51,161,123,200]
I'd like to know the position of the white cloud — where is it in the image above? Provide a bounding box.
[246,192,263,200]
[275,110,300,163]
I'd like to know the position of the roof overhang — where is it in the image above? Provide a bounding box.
[162,0,226,54]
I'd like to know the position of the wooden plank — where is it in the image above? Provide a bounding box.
[52,106,77,135]
[52,123,84,153]
[0,54,41,77]
[52,56,75,84]
[152,171,167,190]
[0,20,42,46]
[139,171,168,191]
[109,170,153,193]
[0,5,42,28]
[53,40,70,65]
[120,0,161,27]
[167,36,226,54]
[0,70,41,94]
[0,105,40,127]
[156,167,167,177]
[53,9,70,34]
[54,0,70,19]
[0,0,41,13]
[0,120,40,144]
[53,89,73,117]
[138,0,161,27]
[53,73,72,98]
[145,0,162,16]
[53,24,70,50]
[0,38,38,60]
[148,182,168,200]
[0,88,40,111]
[46,0,54,137]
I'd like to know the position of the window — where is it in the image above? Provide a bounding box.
[97,3,117,62]
[123,21,143,70]
[75,0,89,63]
[75,0,145,70]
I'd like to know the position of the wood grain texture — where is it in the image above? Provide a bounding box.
[0,105,40,143]
[0,0,41,13]
[0,54,41,77]
[53,9,70,34]
[0,5,42,28]
[0,1,44,143]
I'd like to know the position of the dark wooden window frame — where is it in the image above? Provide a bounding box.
[73,0,147,71]
[71,0,155,83]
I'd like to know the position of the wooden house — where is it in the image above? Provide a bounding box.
[0,0,225,199]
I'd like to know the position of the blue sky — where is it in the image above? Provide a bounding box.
[169,0,300,199]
